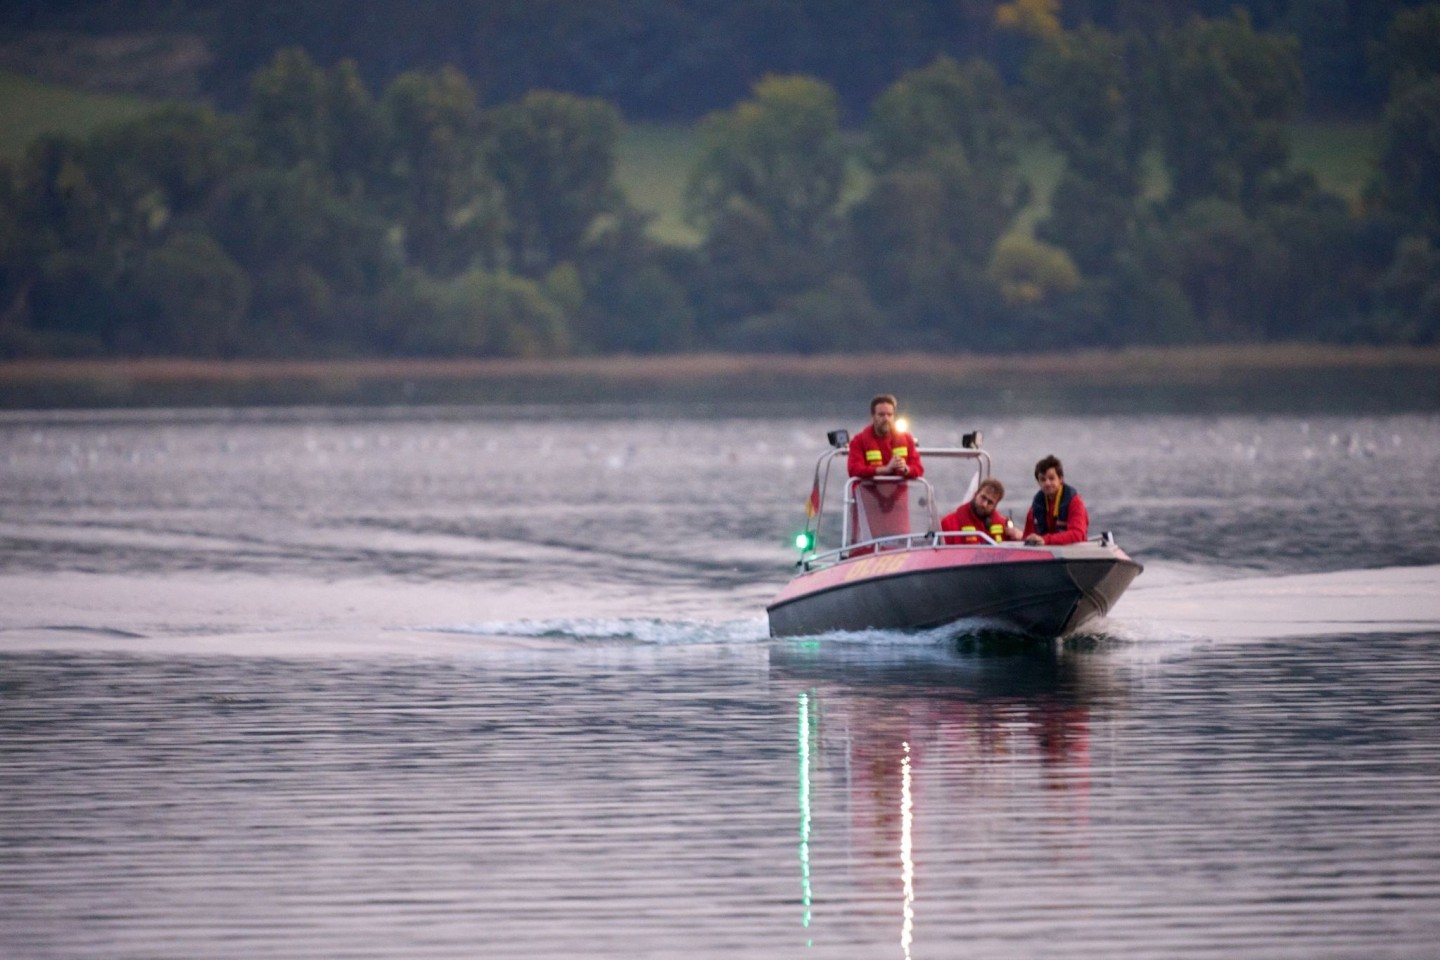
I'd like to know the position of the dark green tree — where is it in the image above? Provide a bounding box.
[247,48,333,171]
[685,75,848,339]
[1024,27,1149,273]
[1369,235,1440,343]
[7,107,243,354]
[853,57,1027,343]
[1360,5,1440,344]
[380,66,507,278]
[866,56,1021,178]
[487,90,625,275]
[720,275,886,353]
[1151,13,1304,210]
[574,210,697,353]
[247,49,389,201]
[1145,199,1294,340]
[687,75,847,246]
[15,136,112,267]
[1253,194,1385,341]
[1370,3,1440,100]
[128,232,251,356]
[205,165,397,353]
[1371,6,1440,241]
[690,201,832,339]
[0,163,36,353]
[4,138,111,351]
[403,267,572,357]
[848,152,1007,339]
[89,105,243,224]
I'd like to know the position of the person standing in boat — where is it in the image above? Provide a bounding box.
[1022,454,1090,546]
[847,394,924,481]
[845,394,924,553]
[941,478,1020,544]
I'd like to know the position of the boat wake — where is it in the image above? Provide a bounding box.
[426,562,1440,650]
[430,616,770,646]
[3,563,1435,659]
[1114,561,1440,640]
[430,613,1149,651]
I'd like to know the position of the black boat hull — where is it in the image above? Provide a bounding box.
[767,545,1142,639]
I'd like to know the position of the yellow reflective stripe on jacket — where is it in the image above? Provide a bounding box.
[893,446,908,458]
[865,450,883,462]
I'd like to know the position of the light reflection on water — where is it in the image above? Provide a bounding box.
[4,632,1440,959]
[769,633,1440,959]
[798,691,814,943]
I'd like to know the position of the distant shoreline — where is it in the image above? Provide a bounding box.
[4,345,1438,412]
[4,344,1438,384]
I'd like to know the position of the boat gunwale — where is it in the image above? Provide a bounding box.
[766,548,1142,616]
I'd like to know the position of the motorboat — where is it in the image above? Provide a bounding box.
[767,431,1142,639]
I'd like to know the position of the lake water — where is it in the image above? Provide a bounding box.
[3,405,1440,958]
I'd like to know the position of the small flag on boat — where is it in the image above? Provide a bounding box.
[805,479,821,519]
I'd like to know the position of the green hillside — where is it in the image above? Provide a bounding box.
[0,70,161,157]
[1291,121,1379,202]
[613,123,703,246]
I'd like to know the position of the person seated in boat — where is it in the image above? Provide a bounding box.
[845,394,924,554]
[940,478,1020,544]
[1022,454,1090,546]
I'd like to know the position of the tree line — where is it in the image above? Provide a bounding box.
[1,5,1438,359]
[2,0,1427,119]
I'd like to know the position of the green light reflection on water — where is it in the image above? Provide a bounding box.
[798,690,813,946]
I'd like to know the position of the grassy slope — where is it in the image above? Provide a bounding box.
[0,70,161,157]
[614,123,704,246]
[1289,121,1379,203]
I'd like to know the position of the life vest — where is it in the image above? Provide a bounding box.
[848,426,923,479]
[864,441,910,464]
[941,502,1009,544]
[1030,484,1078,536]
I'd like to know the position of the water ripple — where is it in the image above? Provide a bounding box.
[2,634,1439,958]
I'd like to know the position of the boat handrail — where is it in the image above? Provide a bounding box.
[798,531,1123,572]
[799,445,993,563]
[801,529,1008,571]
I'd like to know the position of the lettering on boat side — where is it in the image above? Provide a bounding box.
[842,553,910,581]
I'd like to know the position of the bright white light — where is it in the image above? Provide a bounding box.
[900,741,914,960]
[895,417,910,434]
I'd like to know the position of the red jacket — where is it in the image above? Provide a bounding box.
[847,425,924,479]
[941,502,1018,543]
[1022,485,1089,545]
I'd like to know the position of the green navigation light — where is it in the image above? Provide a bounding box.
[794,531,813,551]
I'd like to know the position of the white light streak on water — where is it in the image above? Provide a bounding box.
[900,740,915,960]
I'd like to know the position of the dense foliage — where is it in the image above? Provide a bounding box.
[1,0,1428,118]
[1,4,1439,357]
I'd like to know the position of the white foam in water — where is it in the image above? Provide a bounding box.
[437,614,1096,649]
[433,616,770,645]
[1116,561,1440,641]
[792,617,1022,646]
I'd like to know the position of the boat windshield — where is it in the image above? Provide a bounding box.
[849,479,927,548]
[801,447,993,565]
